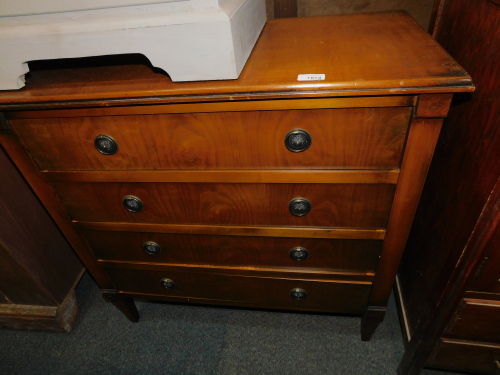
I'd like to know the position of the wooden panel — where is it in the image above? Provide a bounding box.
[43,170,400,185]
[396,0,499,373]
[274,0,297,18]
[0,144,83,332]
[0,130,114,289]
[294,0,435,30]
[467,195,500,294]
[52,182,396,228]
[0,291,78,333]
[445,299,500,343]
[400,0,500,330]
[84,230,382,273]
[0,145,83,305]
[416,93,453,118]
[12,107,411,171]
[427,339,500,374]
[369,118,444,306]
[105,266,372,313]
[78,221,386,240]
[5,95,416,119]
[0,12,472,107]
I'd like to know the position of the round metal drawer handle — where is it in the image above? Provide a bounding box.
[143,241,161,255]
[160,278,176,290]
[290,288,308,300]
[289,197,312,217]
[94,134,118,155]
[289,247,309,261]
[285,129,312,153]
[123,195,143,213]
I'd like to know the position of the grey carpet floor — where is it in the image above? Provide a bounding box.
[0,273,462,375]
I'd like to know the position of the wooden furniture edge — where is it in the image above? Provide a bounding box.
[0,130,115,290]
[397,176,500,374]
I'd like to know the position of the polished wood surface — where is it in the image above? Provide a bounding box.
[445,299,500,343]
[0,12,472,107]
[396,0,499,372]
[0,130,115,289]
[104,266,372,313]
[0,13,473,341]
[12,107,411,171]
[78,221,386,241]
[370,117,444,306]
[52,182,395,228]
[0,146,84,332]
[427,339,500,374]
[42,170,400,185]
[85,230,382,274]
[6,96,417,118]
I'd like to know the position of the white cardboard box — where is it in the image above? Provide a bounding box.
[0,0,267,90]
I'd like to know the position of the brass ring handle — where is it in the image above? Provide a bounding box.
[143,241,161,255]
[289,198,312,217]
[123,195,143,213]
[285,129,312,152]
[94,134,118,155]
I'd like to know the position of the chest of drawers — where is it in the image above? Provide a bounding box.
[0,12,473,340]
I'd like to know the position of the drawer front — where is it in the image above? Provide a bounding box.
[85,230,382,273]
[446,299,500,343]
[12,107,411,171]
[52,182,395,228]
[428,338,500,374]
[104,266,372,313]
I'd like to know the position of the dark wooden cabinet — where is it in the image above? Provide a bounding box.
[0,145,84,332]
[396,0,500,373]
[0,12,472,341]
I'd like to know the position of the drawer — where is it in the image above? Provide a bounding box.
[445,299,500,343]
[85,230,382,273]
[52,182,395,228]
[12,107,411,171]
[427,338,500,374]
[104,266,372,313]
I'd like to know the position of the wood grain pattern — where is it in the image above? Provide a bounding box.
[84,230,382,273]
[427,339,500,374]
[397,0,498,371]
[43,170,400,185]
[104,266,371,313]
[6,96,416,118]
[445,299,500,342]
[0,130,114,289]
[77,222,386,240]
[0,145,83,305]
[416,93,453,118]
[369,117,445,306]
[12,107,411,171]
[0,144,83,332]
[0,290,79,332]
[0,12,473,339]
[0,12,472,107]
[100,260,374,282]
[468,209,500,294]
[52,182,395,228]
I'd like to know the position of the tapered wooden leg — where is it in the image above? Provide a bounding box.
[361,306,386,341]
[102,291,139,322]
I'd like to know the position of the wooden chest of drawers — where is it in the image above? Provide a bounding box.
[0,12,473,340]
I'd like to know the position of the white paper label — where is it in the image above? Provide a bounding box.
[297,74,325,81]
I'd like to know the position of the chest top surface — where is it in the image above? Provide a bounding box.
[0,11,472,108]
